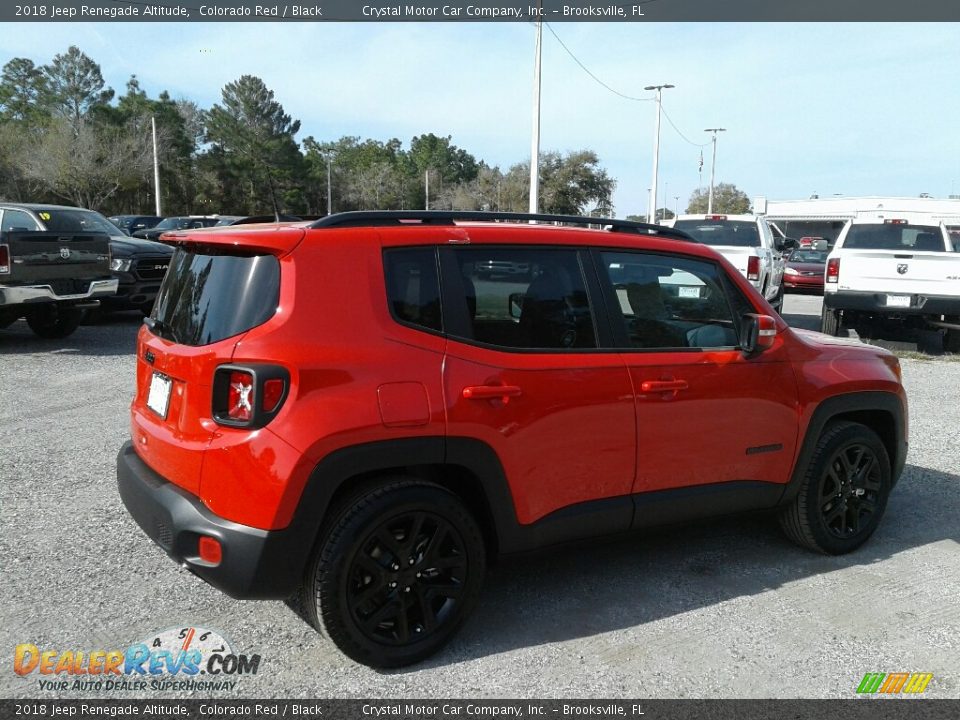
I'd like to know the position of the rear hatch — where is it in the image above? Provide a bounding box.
[2,231,111,292]
[132,229,296,494]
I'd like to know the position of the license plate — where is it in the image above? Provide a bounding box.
[885,294,911,308]
[678,286,701,298]
[146,373,172,419]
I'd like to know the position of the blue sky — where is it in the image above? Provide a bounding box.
[3,22,959,216]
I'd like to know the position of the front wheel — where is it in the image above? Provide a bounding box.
[779,421,892,554]
[25,305,84,339]
[303,479,486,668]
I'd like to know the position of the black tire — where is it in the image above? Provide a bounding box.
[820,305,841,336]
[25,305,84,339]
[779,421,892,554]
[945,329,960,354]
[302,479,486,668]
[771,283,785,314]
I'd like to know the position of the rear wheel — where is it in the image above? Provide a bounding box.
[25,305,84,339]
[779,421,891,554]
[820,305,841,336]
[303,479,486,668]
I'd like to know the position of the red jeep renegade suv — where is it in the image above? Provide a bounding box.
[118,211,908,668]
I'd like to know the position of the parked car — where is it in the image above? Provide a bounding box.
[108,215,164,237]
[822,214,960,350]
[118,210,907,668]
[0,203,116,338]
[215,214,304,226]
[783,248,828,294]
[132,216,220,240]
[104,234,173,314]
[667,214,792,312]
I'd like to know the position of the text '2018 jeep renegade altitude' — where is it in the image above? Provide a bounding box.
[118,211,908,668]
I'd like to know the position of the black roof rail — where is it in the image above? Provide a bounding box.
[308,210,696,242]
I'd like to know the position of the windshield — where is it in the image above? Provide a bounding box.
[788,250,828,263]
[843,223,944,251]
[37,208,119,235]
[153,217,188,231]
[150,248,280,346]
[672,220,761,248]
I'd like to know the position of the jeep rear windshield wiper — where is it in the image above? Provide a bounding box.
[143,316,180,344]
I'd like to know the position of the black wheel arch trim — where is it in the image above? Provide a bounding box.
[778,391,907,506]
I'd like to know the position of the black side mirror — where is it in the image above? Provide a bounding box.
[740,313,778,354]
[783,237,798,251]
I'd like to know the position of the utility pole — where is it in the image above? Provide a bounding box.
[645,84,674,223]
[675,195,680,216]
[151,115,161,216]
[704,127,726,214]
[425,169,430,210]
[325,154,332,215]
[529,7,543,214]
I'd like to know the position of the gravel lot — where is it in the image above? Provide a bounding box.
[2,295,958,699]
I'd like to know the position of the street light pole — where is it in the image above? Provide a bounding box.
[151,115,161,216]
[529,10,543,214]
[326,154,332,215]
[704,127,726,214]
[645,84,674,223]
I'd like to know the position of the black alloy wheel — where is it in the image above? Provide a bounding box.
[779,421,892,554]
[304,479,485,668]
[817,442,883,539]
[347,510,468,646]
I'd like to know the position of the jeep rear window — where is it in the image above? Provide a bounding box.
[672,220,761,248]
[149,248,280,346]
[843,224,944,251]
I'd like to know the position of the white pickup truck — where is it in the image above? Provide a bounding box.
[822,214,960,350]
[668,214,790,312]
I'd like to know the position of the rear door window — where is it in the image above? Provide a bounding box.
[150,248,280,346]
[1,209,41,232]
[444,247,597,350]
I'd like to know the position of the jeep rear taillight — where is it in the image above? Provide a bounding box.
[0,244,9,274]
[213,364,289,428]
[747,255,760,281]
[227,371,254,422]
[826,258,840,283]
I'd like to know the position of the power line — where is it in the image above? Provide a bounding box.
[543,23,711,149]
[543,23,653,103]
[660,104,712,148]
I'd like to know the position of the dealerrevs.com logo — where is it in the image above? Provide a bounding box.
[857,672,934,695]
[14,626,260,692]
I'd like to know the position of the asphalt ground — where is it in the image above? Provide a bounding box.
[1,295,958,699]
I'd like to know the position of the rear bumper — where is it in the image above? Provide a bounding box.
[0,278,118,306]
[824,289,960,317]
[116,441,306,599]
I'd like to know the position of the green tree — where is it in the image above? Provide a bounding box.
[43,46,113,132]
[523,150,616,215]
[205,75,304,214]
[686,183,750,214]
[0,58,50,125]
